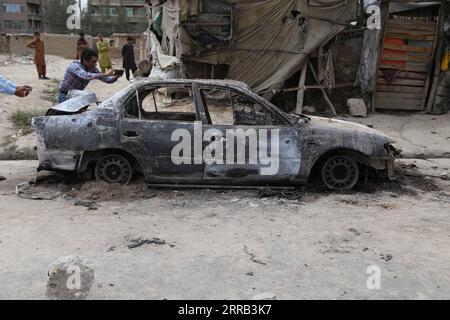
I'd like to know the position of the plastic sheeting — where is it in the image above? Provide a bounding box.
[153,0,358,94]
[148,31,184,80]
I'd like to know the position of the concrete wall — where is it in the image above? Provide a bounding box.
[1,33,148,62]
[8,34,94,58]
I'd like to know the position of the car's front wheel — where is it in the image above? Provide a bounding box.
[321,155,359,190]
[95,154,133,185]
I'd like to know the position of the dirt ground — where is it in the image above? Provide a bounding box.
[1,54,450,299]
[0,159,449,299]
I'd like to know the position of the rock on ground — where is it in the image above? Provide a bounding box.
[347,98,368,117]
[46,255,95,300]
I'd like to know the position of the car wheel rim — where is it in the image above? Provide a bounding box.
[96,156,132,184]
[322,156,359,190]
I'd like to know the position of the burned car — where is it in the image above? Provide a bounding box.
[32,79,397,190]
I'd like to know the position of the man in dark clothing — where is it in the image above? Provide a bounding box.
[122,37,137,81]
[76,32,89,60]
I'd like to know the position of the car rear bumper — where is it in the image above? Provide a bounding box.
[37,150,81,172]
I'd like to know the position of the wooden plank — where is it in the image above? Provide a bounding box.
[307,60,337,116]
[375,97,423,110]
[375,101,423,110]
[382,43,431,53]
[295,63,307,114]
[377,70,427,80]
[371,1,390,113]
[385,33,435,41]
[386,20,436,32]
[377,78,425,86]
[381,53,429,62]
[385,27,436,36]
[376,84,424,93]
[376,97,422,105]
[379,63,428,72]
[375,92,423,99]
[424,7,442,112]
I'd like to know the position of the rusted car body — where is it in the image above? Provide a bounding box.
[32,79,397,190]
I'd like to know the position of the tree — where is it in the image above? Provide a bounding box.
[82,5,147,36]
[45,0,78,34]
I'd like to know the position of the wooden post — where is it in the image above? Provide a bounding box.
[307,60,337,117]
[426,3,446,113]
[371,1,389,113]
[295,62,308,114]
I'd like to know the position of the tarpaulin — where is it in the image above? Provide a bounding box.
[151,0,358,94]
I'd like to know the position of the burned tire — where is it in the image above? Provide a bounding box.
[94,154,132,185]
[321,155,359,190]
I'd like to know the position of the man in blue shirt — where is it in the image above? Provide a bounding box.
[58,48,120,103]
[0,74,32,97]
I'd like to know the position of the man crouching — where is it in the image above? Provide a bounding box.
[57,48,120,103]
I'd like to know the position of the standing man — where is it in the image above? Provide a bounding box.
[96,34,112,73]
[76,32,89,60]
[58,48,120,103]
[122,37,137,81]
[0,74,32,97]
[26,32,49,80]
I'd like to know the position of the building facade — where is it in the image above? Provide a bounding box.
[0,0,47,34]
[88,0,147,33]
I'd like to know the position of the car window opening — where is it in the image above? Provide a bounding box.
[199,88,284,126]
[125,86,198,122]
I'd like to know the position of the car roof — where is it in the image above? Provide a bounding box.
[129,78,252,91]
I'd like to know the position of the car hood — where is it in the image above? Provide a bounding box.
[47,90,100,115]
[305,116,396,143]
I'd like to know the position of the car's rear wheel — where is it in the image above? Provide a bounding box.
[321,155,359,190]
[95,154,132,185]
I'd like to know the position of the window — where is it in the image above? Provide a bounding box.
[200,88,285,126]
[124,86,198,122]
[200,88,234,125]
[125,6,145,16]
[2,3,23,13]
[28,4,40,15]
[4,20,25,30]
[96,6,117,16]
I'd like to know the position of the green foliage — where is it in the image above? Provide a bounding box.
[9,109,47,134]
[82,6,148,36]
[42,79,61,103]
[46,0,78,34]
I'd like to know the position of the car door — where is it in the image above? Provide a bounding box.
[196,85,302,185]
[119,83,205,183]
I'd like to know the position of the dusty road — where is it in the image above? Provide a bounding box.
[0,160,449,299]
[1,53,450,299]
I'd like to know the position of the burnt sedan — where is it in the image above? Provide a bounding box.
[32,79,397,190]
